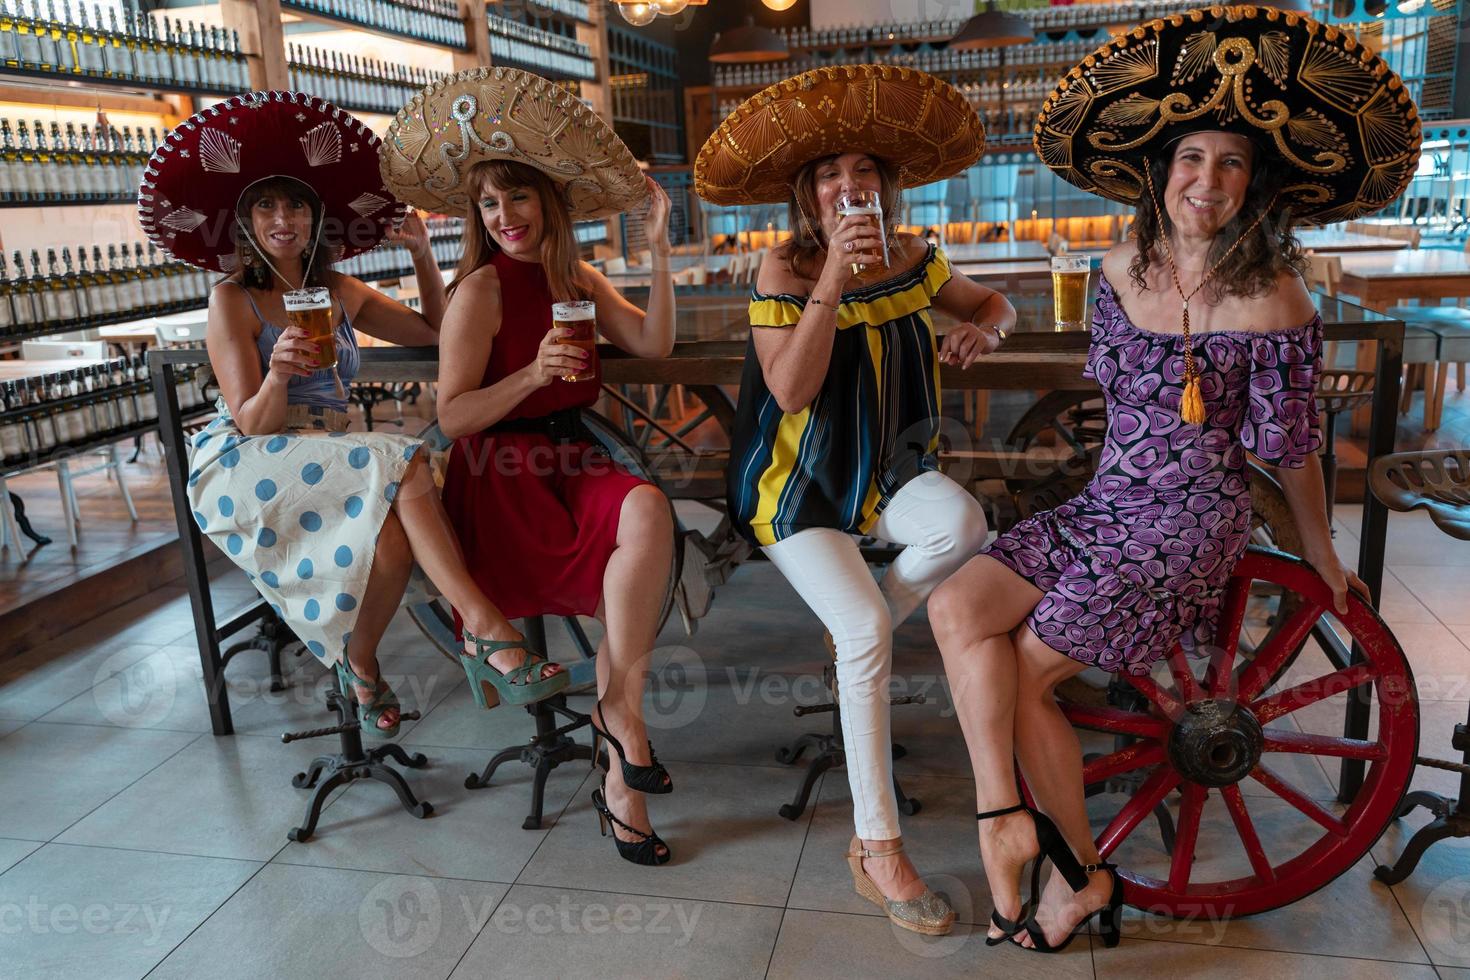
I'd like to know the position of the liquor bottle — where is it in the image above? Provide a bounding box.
[59,247,87,318]
[29,249,58,325]
[0,2,20,70]
[45,248,77,322]
[43,121,75,201]
[74,1,102,76]
[0,252,13,336]
[32,0,59,70]
[0,119,17,202]
[53,0,77,73]
[0,382,29,464]
[90,244,119,317]
[107,243,138,313]
[132,354,157,423]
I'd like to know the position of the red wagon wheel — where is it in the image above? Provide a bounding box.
[1061,547,1418,918]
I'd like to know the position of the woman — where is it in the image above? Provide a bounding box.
[382,68,678,865]
[140,92,531,737]
[695,65,1008,936]
[929,6,1420,952]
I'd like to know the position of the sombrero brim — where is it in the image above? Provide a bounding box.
[138,91,407,274]
[1033,4,1421,224]
[694,64,986,207]
[380,67,647,221]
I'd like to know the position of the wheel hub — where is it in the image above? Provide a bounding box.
[1166,699,1264,787]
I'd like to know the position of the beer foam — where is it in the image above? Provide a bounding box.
[552,302,595,321]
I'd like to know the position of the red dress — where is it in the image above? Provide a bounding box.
[442,252,652,620]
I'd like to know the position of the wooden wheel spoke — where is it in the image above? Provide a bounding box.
[1082,740,1167,785]
[1097,766,1182,858]
[1123,672,1184,721]
[1167,644,1203,704]
[602,386,700,455]
[1262,727,1385,761]
[1168,784,1207,893]
[1064,704,1171,739]
[1236,601,1324,703]
[1220,784,1276,885]
[1206,576,1252,695]
[1250,763,1349,836]
[1251,662,1378,725]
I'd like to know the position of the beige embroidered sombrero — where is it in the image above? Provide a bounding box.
[694,64,986,207]
[1033,4,1421,224]
[380,66,646,219]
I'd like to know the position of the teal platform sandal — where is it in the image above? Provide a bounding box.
[460,632,570,708]
[334,658,402,739]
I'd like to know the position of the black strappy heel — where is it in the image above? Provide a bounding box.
[590,777,671,866]
[977,802,1091,946]
[590,701,672,794]
[1019,862,1125,954]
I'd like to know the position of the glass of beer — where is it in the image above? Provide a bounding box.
[283,287,336,370]
[1051,254,1092,332]
[835,189,890,277]
[553,300,596,383]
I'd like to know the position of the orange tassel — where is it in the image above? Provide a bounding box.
[1181,375,1205,425]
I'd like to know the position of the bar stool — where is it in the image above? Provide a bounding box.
[1386,306,1470,432]
[1315,369,1375,526]
[1369,450,1470,884]
[775,631,924,821]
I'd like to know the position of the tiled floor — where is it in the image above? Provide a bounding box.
[0,500,1466,979]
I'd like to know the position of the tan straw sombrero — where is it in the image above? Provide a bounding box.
[380,66,646,220]
[1033,4,1421,224]
[694,64,986,207]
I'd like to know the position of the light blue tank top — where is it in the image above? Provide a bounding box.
[227,281,360,412]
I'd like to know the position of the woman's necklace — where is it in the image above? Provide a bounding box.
[1143,166,1272,425]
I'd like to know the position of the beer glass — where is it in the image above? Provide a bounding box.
[283,287,336,370]
[1050,254,1092,332]
[552,300,596,383]
[835,189,890,276]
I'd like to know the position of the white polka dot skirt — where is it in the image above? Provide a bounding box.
[186,413,425,667]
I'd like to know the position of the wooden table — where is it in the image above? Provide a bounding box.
[1297,230,1408,253]
[98,323,159,355]
[1338,250,1470,309]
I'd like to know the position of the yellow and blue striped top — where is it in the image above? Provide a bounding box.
[727,242,953,547]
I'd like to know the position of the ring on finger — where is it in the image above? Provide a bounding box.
[845,241,854,252]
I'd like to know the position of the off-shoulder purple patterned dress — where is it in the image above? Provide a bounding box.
[985,275,1323,675]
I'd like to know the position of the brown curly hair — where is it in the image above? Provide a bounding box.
[1128,140,1307,304]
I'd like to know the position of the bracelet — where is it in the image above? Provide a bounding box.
[808,294,839,309]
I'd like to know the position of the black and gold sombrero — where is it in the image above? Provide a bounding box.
[1033,4,1420,224]
[695,65,985,207]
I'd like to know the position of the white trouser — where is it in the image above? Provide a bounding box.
[762,471,988,839]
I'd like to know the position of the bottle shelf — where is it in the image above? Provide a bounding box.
[0,63,237,101]
[0,192,135,208]
[0,405,214,479]
[281,0,469,53]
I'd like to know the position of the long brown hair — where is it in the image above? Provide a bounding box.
[784,154,901,282]
[231,176,334,291]
[447,160,589,303]
[1128,139,1306,303]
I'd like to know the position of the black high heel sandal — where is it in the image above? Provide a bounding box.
[590,701,671,795]
[976,802,1091,946]
[1019,862,1124,954]
[591,777,671,866]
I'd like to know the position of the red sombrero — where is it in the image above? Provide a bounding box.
[138,91,407,274]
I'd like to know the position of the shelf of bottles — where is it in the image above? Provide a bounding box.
[287,44,448,117]
[608,23,680,165]
[337,215,462,281]
[0,354,212,476]
[514,0,591,25]
[711,39,1103,94]
[280,0,468,52]
[778,1,1201,52]
[486,11,594,81]
[0,242,213,346]
[0,1,249,98]
[0,115,156,206]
